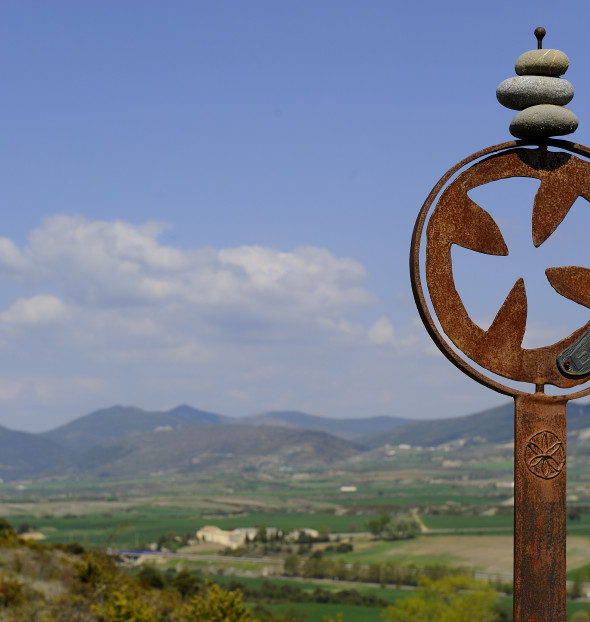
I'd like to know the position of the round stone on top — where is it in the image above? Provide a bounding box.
[515,49,569,77]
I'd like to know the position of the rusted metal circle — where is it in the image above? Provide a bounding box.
[410,139,590,399]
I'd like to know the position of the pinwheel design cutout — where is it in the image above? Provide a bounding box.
[424,146,590,390]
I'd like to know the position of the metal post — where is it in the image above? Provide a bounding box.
[410,138,590,621]
[514,393,567,621]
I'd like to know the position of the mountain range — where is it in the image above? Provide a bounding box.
[1,401,589,482]
[41,405,228,452]
[54,425,364,480]
[0,405,411,481]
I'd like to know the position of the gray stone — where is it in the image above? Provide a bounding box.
[509,104,578,139]
[497,76,573,110]
[515,49,569,77]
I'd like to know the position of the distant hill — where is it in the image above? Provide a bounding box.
[166,404,226,425]
[566,401,590,430]
[362,403,514,448]
[42,405,227,452]
[40,405,412,453]
[241,410,413,440]
[0,425,75,481]
[362,401,590,449]
[54,425,364,479]
[11,399,590,482]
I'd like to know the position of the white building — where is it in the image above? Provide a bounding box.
[196,526,246,549]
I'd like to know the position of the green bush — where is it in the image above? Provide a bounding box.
[0,578,24,608]
[137,564,166,589]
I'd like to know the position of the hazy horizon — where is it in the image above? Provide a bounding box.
[3,399,521,435]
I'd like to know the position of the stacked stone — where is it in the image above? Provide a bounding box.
[497,38,577,139]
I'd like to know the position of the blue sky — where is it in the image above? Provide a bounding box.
[1,1,590,431]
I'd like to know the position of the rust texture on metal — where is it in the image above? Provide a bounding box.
[426,147,590,388]
[411,139,590,622]
[514,394,566,621]
[410,140,590,399]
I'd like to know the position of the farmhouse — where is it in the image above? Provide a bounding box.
[196,525,246,549]
[290,527,319,540]
[197,525,318,548]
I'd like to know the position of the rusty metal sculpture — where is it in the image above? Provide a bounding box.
[411,29,590,622]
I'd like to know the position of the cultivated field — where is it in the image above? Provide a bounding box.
[3,443,590,620]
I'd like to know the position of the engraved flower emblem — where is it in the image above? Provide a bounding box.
[525,430,565,479]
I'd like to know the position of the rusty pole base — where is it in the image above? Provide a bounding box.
[514,393,567,622]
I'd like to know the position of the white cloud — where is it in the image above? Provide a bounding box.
[0,215,382,378]
[0,216,375,316]
[0,295,69,327]
[368,316,396,346]
[218,245,373,309]
[0,237,30,277]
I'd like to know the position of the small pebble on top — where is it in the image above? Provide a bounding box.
[515,49,569,77]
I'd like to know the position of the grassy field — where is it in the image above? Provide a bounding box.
[335,537,463,568]
[260,600,590,622]
[213,574,408,602]
[7,507,202,548]
[250,593,590,622]
[566,513,590,538]
[256,602,384,622]
[420,513,513,532]
[217,574,590,621]
[5,507,382,549]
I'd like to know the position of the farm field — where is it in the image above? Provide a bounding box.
[420,514,513,532]
[3,448,590,621]
[1,463,590,576]
[256,602,384,622]
[1,506,383,549]
[6,500,590,580]
[342,534,590,576]
[254,600,590,622]
[213,574,409,602]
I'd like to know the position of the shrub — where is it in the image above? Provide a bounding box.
[137,564,166,590]
[176,582,252,622]
[0,577,24,608]
[382,516,420,541]
[92,587,158,622]
[171,569,201,599]
[382,575,499,622]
